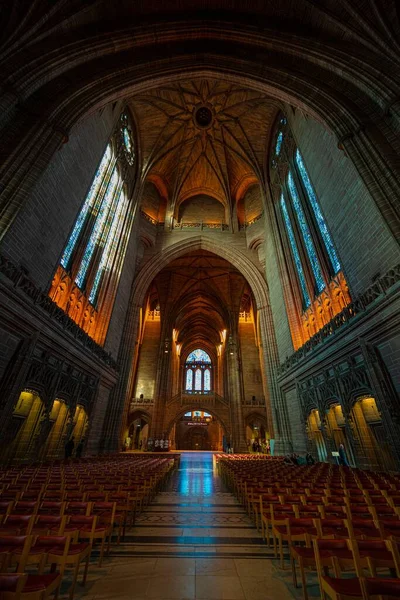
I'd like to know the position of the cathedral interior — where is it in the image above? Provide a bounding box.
[0,1,400,598]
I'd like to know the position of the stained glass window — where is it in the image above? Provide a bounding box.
[287,172,325,294]
[61,145,112,269]
[195,369,202,391]
[75,168,120,288]
[123,128,132,154]
[186,349,211,363]
[204,369,211,391]
[280,194,311,308]
[186,369,193,391]
[88,187,129,305]
[275,131,283,156]
[295,150,341,274]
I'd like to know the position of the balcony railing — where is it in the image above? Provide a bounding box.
[242,397,266,407]
[167,391,229,407]
[129,397,155,411]
[173,220,229,231]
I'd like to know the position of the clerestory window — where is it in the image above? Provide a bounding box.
[49,111,136,345]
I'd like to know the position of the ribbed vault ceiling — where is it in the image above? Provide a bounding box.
[130,79,277,214]
[152,250,251,354]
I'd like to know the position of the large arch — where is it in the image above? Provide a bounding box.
[101,234,292,453]
[130,235,270,310]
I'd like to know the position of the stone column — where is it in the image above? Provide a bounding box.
[258,305,292,454]
[342,125,400,241]
[150,338,172,440]
[101,302,142,453]
[226,335,247,453]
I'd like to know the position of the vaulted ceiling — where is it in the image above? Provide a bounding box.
[152,250,252,354]
[130,79,278,216]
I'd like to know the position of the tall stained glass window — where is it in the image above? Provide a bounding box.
[275,131,283,156]
[61,145,113,269]
[49,110,136,346]
[186,369,193,391]
[184,349,212,392]
[195,369,202,391]
[287,171,325,294]
[204,369,211,392]
[75,168,121,289]
[280,194,311,308]
[295,150,341,274]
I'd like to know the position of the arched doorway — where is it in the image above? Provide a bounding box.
[351,396,397,471]
[245,414,269,453]
[127,411,151,450]
[170,409,226,451]
[307,409,327,462]
[7,389,45,464]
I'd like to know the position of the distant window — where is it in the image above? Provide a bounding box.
[184,349,213,392]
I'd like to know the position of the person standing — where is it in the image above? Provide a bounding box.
[76,439,84,459]
[65,436,74,459]
[338,443,350,466]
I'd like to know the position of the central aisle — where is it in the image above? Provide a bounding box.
[84,452,295,600]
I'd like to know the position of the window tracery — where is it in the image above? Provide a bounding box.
[270,114,351,348]
[184,349,213,392]
[49,110,137,346]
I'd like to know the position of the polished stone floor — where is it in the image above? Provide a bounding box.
[70,453,313,600]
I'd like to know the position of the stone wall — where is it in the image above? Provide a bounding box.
[178,195,225,224]
[134,319,161,398]
[243,185,263,222]
[239,321,264,401]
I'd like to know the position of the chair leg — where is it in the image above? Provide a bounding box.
[82,555,90,586]
[99,537,106,566]
[279,537,284,570]
[69,563,80,600]
[299,560,309,600]
[291,556,298,588]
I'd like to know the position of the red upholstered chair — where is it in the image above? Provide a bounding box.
[360,577,400,599]
[32,515,67,536]
[0,574,27,600]
[0,572,61,600]
[273,517,319,569]
[0,515,35,535]
[13,501,39,515]
[43,535,91,600]
[313,537,363,600]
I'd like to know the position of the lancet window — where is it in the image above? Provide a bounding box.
[271,115,350,346]
[184,349,213,393]
[49,110,137,345]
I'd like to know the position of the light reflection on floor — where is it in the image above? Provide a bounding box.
[175,452,220,496]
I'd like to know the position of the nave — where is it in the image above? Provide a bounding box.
[78,452,293,600]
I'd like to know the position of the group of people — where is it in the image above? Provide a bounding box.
[249,440,271,454]
[283,452,315,466]
[64,436,84,459]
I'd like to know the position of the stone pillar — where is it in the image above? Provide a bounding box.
[150,338,172,440]
[258,305,292,454]
[101,302,142,453]
[342,125,400,241]
[226,335,247,452]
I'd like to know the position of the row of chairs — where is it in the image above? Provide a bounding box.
[0,454,179,599]
[219,455,400,600]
